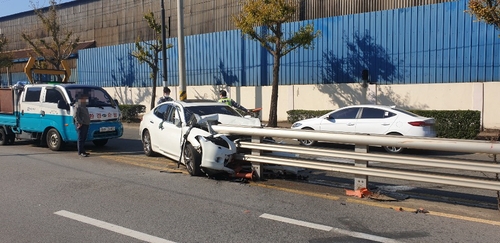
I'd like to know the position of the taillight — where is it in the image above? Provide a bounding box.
[408,121,431,126]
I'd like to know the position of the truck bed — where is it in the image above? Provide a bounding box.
[0,113,17,126]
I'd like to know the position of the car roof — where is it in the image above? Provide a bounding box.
[167,99,225,108]
[342,104,396,109]
[340,104,417,111]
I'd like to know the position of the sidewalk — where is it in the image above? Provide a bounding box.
[476,129,500,141]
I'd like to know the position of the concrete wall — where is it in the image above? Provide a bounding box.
[104,82,500,129]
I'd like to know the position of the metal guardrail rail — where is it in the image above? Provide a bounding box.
[212,125,500,192]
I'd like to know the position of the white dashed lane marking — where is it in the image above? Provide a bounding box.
[55,210,176,243]
[260,213,401,243]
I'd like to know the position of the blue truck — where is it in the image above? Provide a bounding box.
[0,82,123,150]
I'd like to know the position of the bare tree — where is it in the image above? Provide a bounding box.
[233,0,321,127]
[21,0,79,76]
[0,35,12,69]
[132,11,173,110]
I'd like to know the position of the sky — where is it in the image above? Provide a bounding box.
[0,0,73,18]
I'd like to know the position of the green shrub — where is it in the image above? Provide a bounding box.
[410,110,480,139]
[287,109,481,139]
[119,104,146,123]
[287,110,332,123]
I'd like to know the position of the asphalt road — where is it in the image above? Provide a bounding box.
[1,124,500,242]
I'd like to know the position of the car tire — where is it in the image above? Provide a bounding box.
[184,143,203,176]
[383,132,404,153]
[0,128,7,146]
[299,128,317,146]
[142,130,156,157]
[46,128,64,151]
[93,139,108,147]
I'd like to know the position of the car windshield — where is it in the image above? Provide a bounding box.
[183,105,241,121]
[65,87,116,107]
[392,107,421,117]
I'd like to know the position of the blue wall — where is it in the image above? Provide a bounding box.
[72,0,500,87]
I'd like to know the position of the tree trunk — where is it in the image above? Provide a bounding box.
[150,72,157,110]
[150,56,159,110]
[267,53,280,127]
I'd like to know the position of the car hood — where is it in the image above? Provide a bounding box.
[199,113,261,127]
[88,107,121,121]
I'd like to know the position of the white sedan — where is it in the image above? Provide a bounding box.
[139,100,261,176]
[291,104,436,153]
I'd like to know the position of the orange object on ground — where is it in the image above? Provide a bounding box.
[345,188,372,198]
[234,172,254,180]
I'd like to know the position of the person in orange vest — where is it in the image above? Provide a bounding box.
[218,90,248,112]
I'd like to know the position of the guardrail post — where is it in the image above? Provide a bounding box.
[251,135,263,180]
[354,144,369,190]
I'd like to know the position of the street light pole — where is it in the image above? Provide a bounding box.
[161,0,167,87]
[177,0,186,100]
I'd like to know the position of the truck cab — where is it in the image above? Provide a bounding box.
[0,83,123,150]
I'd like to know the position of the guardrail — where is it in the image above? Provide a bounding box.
[212,125,500,194]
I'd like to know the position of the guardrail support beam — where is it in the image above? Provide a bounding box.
[251,136,263,180]
[354,144,369,190]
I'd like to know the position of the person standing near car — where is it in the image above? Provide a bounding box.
[74,94,91,157]
[218,90,248,113]
[157,87,174,105]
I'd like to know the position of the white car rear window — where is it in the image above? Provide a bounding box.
[393,107,421,117]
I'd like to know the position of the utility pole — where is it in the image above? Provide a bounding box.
[177,0,186,100]
[161,0,168,87]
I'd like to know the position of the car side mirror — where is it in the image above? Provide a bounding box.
[57,100,70,110]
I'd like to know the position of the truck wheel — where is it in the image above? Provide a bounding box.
[142,130,156,157]
[93,139,108,147]
[184,143,202,176]
[0,128,6,146]
[46,128,64,151]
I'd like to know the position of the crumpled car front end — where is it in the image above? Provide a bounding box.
[197,134,237,174]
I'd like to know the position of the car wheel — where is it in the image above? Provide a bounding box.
[184,143,203,176]
[46,128,64,151]
[142,130,156,157]
[93,139,108,147]
[383,133,404,153]
[0,128,7,146]
[299,128,317,146]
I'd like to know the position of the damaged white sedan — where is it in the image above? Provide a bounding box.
[139,100,261,178]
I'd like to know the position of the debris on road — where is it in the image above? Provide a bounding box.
[345,188,372,198]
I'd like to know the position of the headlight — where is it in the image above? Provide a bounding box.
[291,123,302,128]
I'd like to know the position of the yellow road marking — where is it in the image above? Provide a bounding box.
[97,153,500,226]
[253,183,340,200]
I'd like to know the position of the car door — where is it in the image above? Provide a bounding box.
[19,86,45,132]
[156,104,183,159]
[355,107,397,135]
[149,104,169,151]
[41,87,73,140]
[319,107,360,133]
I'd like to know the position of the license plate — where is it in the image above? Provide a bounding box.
[100,126,116,132]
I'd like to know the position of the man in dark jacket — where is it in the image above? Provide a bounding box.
[157,87,173,105]
[74,94,91,157]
